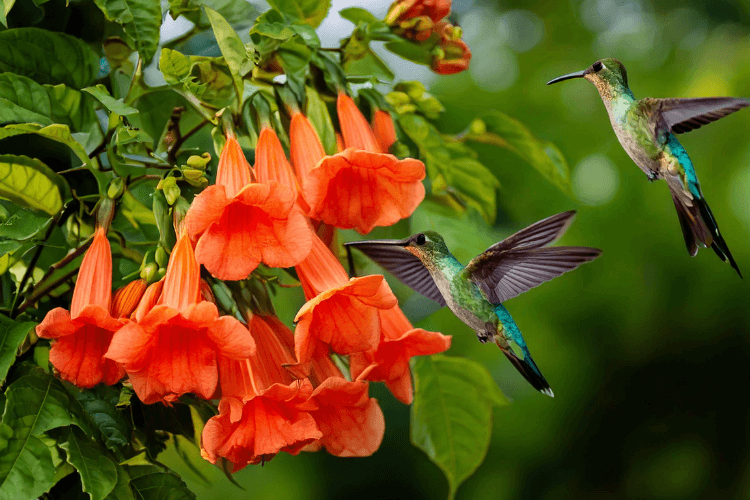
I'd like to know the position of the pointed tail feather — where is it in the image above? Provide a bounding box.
[500,346,554,397]
[669,188,741,278]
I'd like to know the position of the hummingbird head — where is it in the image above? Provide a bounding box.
[547,58,630,97]
[402,230,450,263]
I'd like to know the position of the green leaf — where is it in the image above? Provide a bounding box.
[105,463,135,500]
[385,40,434,66]
[168,0,255,28]
[463,111,573,196]
[127,465,196,500]
[267,0,330,27]
[0,0,16,27]
[339,6,377,24]
[411,355,508,499]
[92,0,162,62]
[277,40,312,103]
[0,72,57,126]
[59,426,118,500]
[45,84,105,152]
[0,208,50,240]
[72,385,133,457]
[344,48,394,81]
[0,314,35,383]
[0,154,67,216]
[0,28,99,87]
[205,7,253,79]
[0,421,55,499]
[304,86,337,155]
[82,85,139,116]
[0,124,93,171]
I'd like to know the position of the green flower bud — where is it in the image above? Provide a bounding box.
[140,262,158,282]
[107,177,125,200]
[186,152,211,170]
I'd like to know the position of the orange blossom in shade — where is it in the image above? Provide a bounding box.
[385,0,451,25]
[293,235,398,365]
[431,22,472,75]
[371,109,398,153]
[202,315,322,470]
[36,227,125,388]
[185,134,313,281]
[350,306,452,404]
[105,232,256,404]
[301,94,425,234]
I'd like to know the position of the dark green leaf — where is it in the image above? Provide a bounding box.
[277,40,312,104]
[267,0,330,27]
[127,465,196,500]
[344,48,394,81]
[0,72,57,126]
[463,111,573,196]
[411,355,508,499]
[104,463,135,500]
[304,86,337,155]
[82,85,139,116]
[168,0,255,28]
[0,421,56,499]
[0,208,50,240]
[92,0,162,62]
[72,385,133,457]
[385,40,433,66]
[339,6,377,24]
[59,426,118,500]
[0,154,67,216]
[0,28,99,87]
[0,314,35,383]
[0,123,93,170]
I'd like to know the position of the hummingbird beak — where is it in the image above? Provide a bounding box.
[345,237,411,247]
[546,69,587,85]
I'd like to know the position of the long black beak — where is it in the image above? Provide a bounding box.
[344,238,410,276]
[546,70,587,85]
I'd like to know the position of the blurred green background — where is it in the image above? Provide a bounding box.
[162,0,750,498]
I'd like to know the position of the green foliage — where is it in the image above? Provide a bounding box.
[411,355,508,499]
[58,426,119,500]
[92,0,162,62]
[83,85,140,117]
[168,0,255,28]
[0,315,35,383]
[127,465,196,500]
[267,0,331,28]
[0,154,68,216]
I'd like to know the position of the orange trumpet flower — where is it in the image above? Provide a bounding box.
[185,135,312,281]
[36,227,125,388]
[105,232,255,404]
[371,109,398,153]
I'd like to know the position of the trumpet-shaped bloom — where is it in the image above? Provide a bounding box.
[372,110,398,153]
[105,233,255,404]
[203,315,322,470]
[350,306,451,404]
[337,94,382,152]
[186,136,312,280]
[294,235,397,365]
[36,227,125,388]
[255,127,299,195]
[302,148,425,234]
[289,112,326,188]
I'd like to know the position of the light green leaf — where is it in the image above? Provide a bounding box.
[127,465,196,500]
[267,0,331,27]
[0,314,35,383]
[304,86,337,155]
[0,72,57,125]
[463,111,573,196]
[344,48,394,81]
[0,28,99,87]
[0,154,67,216]
[205,6,252,78]
[1,0,16,27]
[45,84,105,152]
[0,124,92,169]
[411,355,508,499]
[339,6,377,24]
[169,0,255,28]
[83,85,139,116]
[0,421,56,499]
[72,385,133,456]
[0,208,50,240]
[59,426,118,500]
[92,0,162,62]
[385,40,434,66]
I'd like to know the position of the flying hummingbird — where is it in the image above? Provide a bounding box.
[547,58,747,277]
[345,211,601,397]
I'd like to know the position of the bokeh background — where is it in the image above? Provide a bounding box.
[159,0,750,498]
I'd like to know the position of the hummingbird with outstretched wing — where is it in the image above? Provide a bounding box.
[548,58,747,277]
[345,211,601,397]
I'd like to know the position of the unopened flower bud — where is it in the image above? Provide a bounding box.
[155,246,169,268]
[186,152,211,170]
[107,178,125,200]
[141,262,158,282]
[157,177,181,206]
[111,279,147,318]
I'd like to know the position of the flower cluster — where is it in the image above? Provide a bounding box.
[385,0,471,75]
[37,90,450,470]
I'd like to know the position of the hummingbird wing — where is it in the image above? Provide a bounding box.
[464,212,601,303]
[644,97,750,136]
[344,240,447,307]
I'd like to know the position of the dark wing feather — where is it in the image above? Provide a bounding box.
[344,241,447,307]
[467,247,602,304]
[650,97,750,135]
[478,211,577,255]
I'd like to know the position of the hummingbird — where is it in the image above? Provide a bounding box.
[345,211,601,397]
[547,58,747,277]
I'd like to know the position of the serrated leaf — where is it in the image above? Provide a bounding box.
[0,28,99,87]
[304,86,337,155]
[463,111,573,196]
[0,72,57,126]
[72,385,133,457]
[0,421,56,499]
[411,355,508,499]
[92,0,162,62]
[267,0,330,27]
[0,154,67,216]
[168,0,255,28]
[82,85,139,116]
[126,465,196,500]
[59,426,118,500]
[0,314,35,383]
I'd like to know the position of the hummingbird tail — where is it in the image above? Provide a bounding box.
[499,346,554,397]
[669,189,741,278]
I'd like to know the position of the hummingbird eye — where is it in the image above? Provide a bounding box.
[415,233,426,246]
[592,61,603,72]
